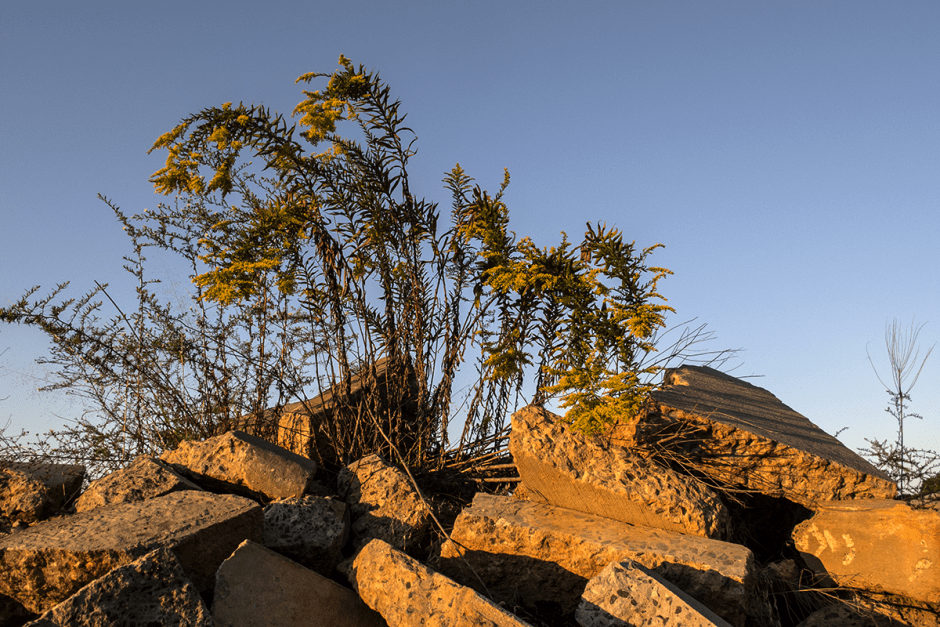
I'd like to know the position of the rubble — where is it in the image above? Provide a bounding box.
[161,430,318,502]
[793,499,940,604]
[73,455,202,513]
[0,362,933,627]
[577,559,733,627]
[22,546,212,627]
[0,463,84,524]
[348,538,532,627]
[338,454,431,553]
[262,495,349,575]
[510,405,730,539]
[641,365,897,506]
[0,490,261,615]
[213,539,385,627]
[438,493,762,627]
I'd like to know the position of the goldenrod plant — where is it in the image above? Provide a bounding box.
[1,57,679,475]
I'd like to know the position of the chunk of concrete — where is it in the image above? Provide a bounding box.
[0,490,262,614]
[793,499,940,604]
[577,559,733,627]
[349,538,533,627]
[262,495,348,575]
[161,429,318,502]
[23,546,212,627]
[213,539,385,627]
[439,493,763,627]
[337,454,431,553]
[0,462,84,524]
[642,365,896,506]
[74,455,202,513]
[510,406,730,539]
[261,356,419,466]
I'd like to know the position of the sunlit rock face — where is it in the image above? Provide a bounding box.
[510,405,731,539]
[642,365,897,506]
[438,493,763,627]
[0,490,261,615]
[794,499,940,605]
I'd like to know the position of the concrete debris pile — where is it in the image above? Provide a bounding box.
[1,365,937,627]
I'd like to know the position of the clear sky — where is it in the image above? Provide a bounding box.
[1,2,938,457]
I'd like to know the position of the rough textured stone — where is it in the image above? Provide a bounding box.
[74,455,202,513]
[161,429,318,502]
[642,365,896,506]
[213,539,385,627]
[439,493,762,627]
[795,603,880,627]
[0,463,84,524]
[262,495,348,575]
[264,356,419,466]
[23,546,212,627]
[577,559,733,627]
[793,499,940,604]
[509,406,730,539]
[0,490,261,614]
[337,454,431,553]
[349,538,532,627]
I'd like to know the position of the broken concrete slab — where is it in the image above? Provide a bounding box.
[161,429,318,502]
[213,539,385,627]
[793,499,940,604]
[0,490,262,614]
[74,455,202,513]
[577,559,733,627]
[438,493,762,627]
[23,546,212,627]
[263,356,419,466]
[0,462,84,524]
[337,454,431,553]
[262,495,348,576]
[510,405,730,539]
[349,538,533,627]
[642,365,896,506]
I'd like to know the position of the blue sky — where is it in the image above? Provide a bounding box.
[1,1,938,456]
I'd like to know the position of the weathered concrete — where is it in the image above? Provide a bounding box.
[349,538,532,627]
[266,356,419,466]
[337,454,431,553]
[213,539,385,627]
[439,493,762,627]
[577,559,733,627]
[793,499,940,604]
[262,495,348,575]
[0,490,262,614]
[74,455,202,513]
[23,546,212,627]
[0,463,84,524]
[641,365,896,506]
[161,429,318,502]
[510,406,730,539]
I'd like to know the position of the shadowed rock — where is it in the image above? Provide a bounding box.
[213,539,386,627]
[262,495,348,576]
